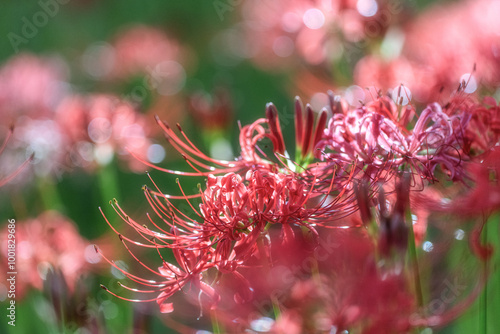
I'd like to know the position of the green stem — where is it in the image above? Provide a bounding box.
[271,295,281,320]
[480,217,488,334]
[406,210,424,309]
[37,176,64,212]
[97,159,122,227]
[97,159,121,204]
[211,308,221,334]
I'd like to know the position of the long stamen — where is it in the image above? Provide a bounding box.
[118,234,170,277]
[100,285,162,303]
[95,245,165,286]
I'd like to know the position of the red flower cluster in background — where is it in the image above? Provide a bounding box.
[0,52,161,182]
[354,0,500,103]
[0,211,102,299]
[240,0,399,69]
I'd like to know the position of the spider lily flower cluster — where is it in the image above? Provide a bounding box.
[96,90,499,333]
[354,0,500,103]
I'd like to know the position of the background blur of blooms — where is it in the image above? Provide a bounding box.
[0,0,499,333]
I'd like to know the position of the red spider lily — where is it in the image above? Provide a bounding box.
[97,162,356,313]
[55,94,153,172]
[98,96,358,317]
[96,229,219,314]
[444,95,500,158]
[155,249,220,313]
[199,168,352,252]
[0,53,68,121]
[0,212,99,299]
[355,0,500,104]
[319,93,419,181]
[98,25,186,81]
[403,0,500,100]
[98,91,499,332]
[318,92,484,184]
[407,102,464,181]
[121,111,357,247]
[293,98,328,166]
[239,0,397,70]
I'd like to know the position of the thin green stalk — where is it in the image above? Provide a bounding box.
[480,216,488,334]
[211,308,221,334]
[406,210,424,309]
[37,176,64,211]
[271,295,281,320]
[97,159,121,205]
[97,158,122,228]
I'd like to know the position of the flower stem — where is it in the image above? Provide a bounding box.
[98,159,121,216]
[37,176,63,211]
[406,209,424,309]
[480,216,488,334]
[211,308,221,334]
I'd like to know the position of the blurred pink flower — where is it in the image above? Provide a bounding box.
[55,94,154,172]
[91,25,188,83]
[405,0,500,93]
[354,55,437,103]
[0,118,68,182]
[355,0,500,103]
[240,0,398,69]
[0,211,101,299]
[0,53,68,122]
[0,93,154,182]
[0,54,71,181]
[449,96,500,158]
